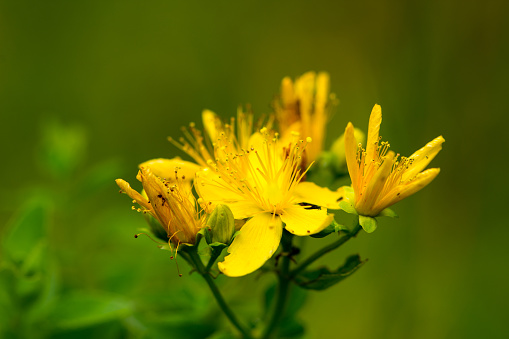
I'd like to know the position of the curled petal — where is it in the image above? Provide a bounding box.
[139,158,200,181]
[115,179,151,211]
[373,168,441,214]
[402,136,445,182]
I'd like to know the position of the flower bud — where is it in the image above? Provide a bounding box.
[330,127,365,172]
[205,204,235,245]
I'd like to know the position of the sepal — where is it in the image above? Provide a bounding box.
[294,254,366,290]
[359,215,377,233]
[377,208,398,218]
[310,219,348,238]
[337,185,357,215]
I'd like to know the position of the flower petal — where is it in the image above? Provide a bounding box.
[202,109,222,142]
[344,122,359,190]
[227,201,264,219]
[195,168,244,203]
[218,213,282,277]
[366,104,382,165]
[115,178,151,211]
[402,136,445,182]
[373,168,440,214]
[293,181,342,209]
[356,151,395,216]
[281,205,333,236]
[139,158,201,181]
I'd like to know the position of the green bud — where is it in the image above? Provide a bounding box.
[306,151,336,187]
[205,204,235,245]
[330,127,365,172]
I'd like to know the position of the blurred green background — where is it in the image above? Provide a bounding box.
[1,0,507,338]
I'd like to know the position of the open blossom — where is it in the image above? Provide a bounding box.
[342,104,444,218]
[141,108,262,183]
[196,129,341,277]
[116,167,206,246]
[275,71,333,164]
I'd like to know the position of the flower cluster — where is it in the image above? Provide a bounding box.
[116,72,444,277]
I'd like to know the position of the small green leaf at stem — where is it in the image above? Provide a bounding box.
[310,220,348,238]
[378,208,398,218]
[294,254,365,290]
[359,215,377,233]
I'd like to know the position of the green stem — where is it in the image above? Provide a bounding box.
[188,249,252,339]
[262,231,293,339]
[290,223,362,279]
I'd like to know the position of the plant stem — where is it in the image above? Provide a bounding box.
[262,231,293,339]
[290,223,362,279]
[188,249,252,339]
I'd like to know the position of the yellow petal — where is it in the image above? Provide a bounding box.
[139,158,201,181]
[115,179,151,211]
[281,76,296,108]
[402,136,445,181]
[227,201,264,219]
[293,181,342,210]
[356,151,395,216]
[295,71,316,126]
[202,109,222,142]
[366,104,382,164]
[280,205,333,236]
[218,213,282,277]
[315,72,330,113]
[373,168,440,214]
[195,168,244,203]
[344,122,359,189]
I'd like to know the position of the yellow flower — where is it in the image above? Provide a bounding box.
[196,130,341,277]
[144,108,261,182]
[275,71,334,164]
[116,166,206,246]
[342,104,444,220]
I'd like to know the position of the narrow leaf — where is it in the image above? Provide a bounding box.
[294,255,365,290]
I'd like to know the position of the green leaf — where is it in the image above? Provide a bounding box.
[310,220,348,238]
[359,215,377,233]
[2,197,51,264]
[378,208,398,218]
[294,255,365,290]
[48,292,133,330]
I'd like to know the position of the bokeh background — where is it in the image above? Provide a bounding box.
[1,1,508,338]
